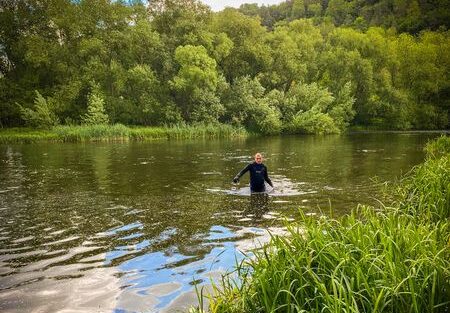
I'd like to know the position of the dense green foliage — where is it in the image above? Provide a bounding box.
[1,0,449,133]
[18,91,60,129]
[81,84,110,125]
[238,0,450,33]
[191,136,450,313]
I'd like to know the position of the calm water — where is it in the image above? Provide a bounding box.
[0,133,441,312]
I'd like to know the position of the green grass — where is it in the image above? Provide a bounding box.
[191,136,450,313]
[0,128,58,143]
[0,124,248,143]
[425,135,450,159]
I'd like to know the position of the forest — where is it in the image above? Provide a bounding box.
[1,0,449,134]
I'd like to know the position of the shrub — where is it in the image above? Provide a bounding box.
[82,87,109,125]
[18,90,59,129]
[285,110,340,134]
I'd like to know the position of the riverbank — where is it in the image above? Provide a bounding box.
[192,136,450,313]
[0,124,248,143]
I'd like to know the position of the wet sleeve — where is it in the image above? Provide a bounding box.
[235,164,250,180]
[264,166,273,187]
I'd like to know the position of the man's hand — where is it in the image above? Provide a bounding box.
[232,176,239,184]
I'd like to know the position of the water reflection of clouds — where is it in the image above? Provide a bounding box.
[0,254,121,313]
[105,224,289,312]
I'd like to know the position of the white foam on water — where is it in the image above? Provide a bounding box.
[207,176,317,197]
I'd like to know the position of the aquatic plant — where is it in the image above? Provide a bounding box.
[0,128,57,143]
[53,124,130,142]
[0,124,248,143]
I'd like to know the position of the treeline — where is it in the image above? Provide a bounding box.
[239,0,450,33]
[0,0,449,133]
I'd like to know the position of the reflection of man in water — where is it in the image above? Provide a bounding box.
[233,152,274,193]
[247,193,269,218]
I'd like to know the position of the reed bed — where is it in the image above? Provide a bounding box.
[53,124,131,142]
[130,123,248,140]
[396,154,449,222]
[0,124,248,143]
[0,128,58,143]
[192,136,450,313]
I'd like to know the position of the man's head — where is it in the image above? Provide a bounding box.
[254,152,263,164]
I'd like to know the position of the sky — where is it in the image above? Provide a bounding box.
[201,0,285,12]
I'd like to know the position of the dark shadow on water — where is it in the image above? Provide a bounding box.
[243,193,270,219]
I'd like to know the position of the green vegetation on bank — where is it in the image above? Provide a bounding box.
[1,1,449,134]
[192,136,450,313]
[0,124,247,143]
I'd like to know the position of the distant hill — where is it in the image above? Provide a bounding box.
[237,0,450,32]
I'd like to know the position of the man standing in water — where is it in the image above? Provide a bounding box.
[233,152,274,193]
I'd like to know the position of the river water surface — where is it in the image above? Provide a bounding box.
[0,133,442,312]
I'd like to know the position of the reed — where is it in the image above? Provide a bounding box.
[0,128,57,143]
[130,123,248,140]
[191,136,450,313]
[53,124,130,142]
[0,124,248,143]
[425,135,450,159]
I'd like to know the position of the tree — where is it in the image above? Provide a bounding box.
[211,9,271,81]
[19,90,59,129]
[224,76,282,134]
[82,85,109,125]
[170,45,222,122]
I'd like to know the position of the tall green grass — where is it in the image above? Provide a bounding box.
[192,136,450,313]
[130,123,248,140]
[53,124,131,142]
[425,135,450,159]
[396,156,449,222]
[0,124,248,143]
[0,128,58,143]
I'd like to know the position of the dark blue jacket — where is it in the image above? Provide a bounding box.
[234,162,273,192]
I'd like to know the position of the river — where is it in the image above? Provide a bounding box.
[0,132,441,312]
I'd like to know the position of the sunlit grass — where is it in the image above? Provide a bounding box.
[53,124,130,142]
[0,124,248,143]
[0,128,58,143]
[191,136,450,313]
[195,208,449,313]
[425,135,450,159]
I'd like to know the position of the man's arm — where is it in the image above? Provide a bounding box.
[233,164,250,183]
[263,166,273,187]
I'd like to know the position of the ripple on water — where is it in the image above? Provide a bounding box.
[207,174,317,197]
[0,133,437,312]
[101,222,143,237]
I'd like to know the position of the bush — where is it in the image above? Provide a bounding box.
[224,76,282,134]
[18,91,59,129]
[285,110,340,134]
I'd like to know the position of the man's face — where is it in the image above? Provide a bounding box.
[255,154,262,164]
